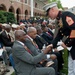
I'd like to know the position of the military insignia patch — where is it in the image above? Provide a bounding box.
[58,18,63,28]
[70,30,75,38]
[66,16,74,26]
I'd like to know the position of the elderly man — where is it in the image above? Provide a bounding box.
[25,27,58,75]
[43,2,75,75]
[0,25,13,57]
[12,30,55,75]
[0,24,13,47]
[26,27,56,60]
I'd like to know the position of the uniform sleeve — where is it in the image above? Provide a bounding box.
[66,14,75,38]
[63,12,75,38]
[64,37,75,47]
[52,28,63,48]
[65,12,75,30]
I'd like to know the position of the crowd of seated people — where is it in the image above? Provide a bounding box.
[0,18,64,75]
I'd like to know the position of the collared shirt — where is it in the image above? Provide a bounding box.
[17,40,32,54]
[27,35,50,59]
[5,30,10,35]
[26,35,33,41]
[17,41,24,46]
[26,35,50,59]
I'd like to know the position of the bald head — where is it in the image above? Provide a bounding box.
[15,30,26,42]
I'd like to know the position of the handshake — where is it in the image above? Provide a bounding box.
[43,44,53,54]
[43,44,57,60]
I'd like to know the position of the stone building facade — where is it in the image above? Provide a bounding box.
[0,0,46,22]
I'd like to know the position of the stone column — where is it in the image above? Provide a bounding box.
[31,0,33,17]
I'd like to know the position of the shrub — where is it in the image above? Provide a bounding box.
[0,11,17,23]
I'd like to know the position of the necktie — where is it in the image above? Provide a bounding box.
[46,32,52,37]
[8,34,11,39]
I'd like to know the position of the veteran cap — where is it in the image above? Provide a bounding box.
[12,24,18,28]
[43,2,57,12]
[2,23,8,27]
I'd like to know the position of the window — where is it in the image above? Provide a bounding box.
[35,2,37,8]
[25,0,27,3]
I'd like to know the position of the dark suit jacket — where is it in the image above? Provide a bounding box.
[41,32,53,44]
[48,29,54,37]
[34,35,48,49]
[0,31,13,47]
[12,41,47,75]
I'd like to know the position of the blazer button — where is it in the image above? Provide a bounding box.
[67,36,69,38]
[62,34,63,35]
[60,31,62,32]
[68,42,69,43]
[70,39,72,41]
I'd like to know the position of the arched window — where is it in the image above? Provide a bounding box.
[35,2,37,8]
[0,4,7,11]
[25,0,27,3]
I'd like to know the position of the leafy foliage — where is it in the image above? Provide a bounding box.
[48,0,63,9]
[0,11,17,23]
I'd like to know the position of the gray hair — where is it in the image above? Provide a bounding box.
[27,27,36,33]
[35,26,41,31]
[15,30,26,39]
[5,24,11,29]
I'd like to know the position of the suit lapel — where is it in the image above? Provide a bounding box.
[15,41,32,54]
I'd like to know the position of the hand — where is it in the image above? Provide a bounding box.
[43,44,53,54]
[54,48,59,52]
[61,42,67,49]
[40,60,46,64]
[47,44,53,48]
[3,46,6,51]
[50,54,57,60]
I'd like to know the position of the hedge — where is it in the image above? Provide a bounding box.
[0,11,17,23]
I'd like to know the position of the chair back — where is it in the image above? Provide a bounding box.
[9,54,15,70]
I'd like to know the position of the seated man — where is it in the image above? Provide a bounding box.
[0,24,13,56]
[12,30,55,75]
[34,26,48,49]
[41,25,53,44]
[0,24,13,47]
[25,27,57,75]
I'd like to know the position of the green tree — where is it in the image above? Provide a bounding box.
[48,0,63,9]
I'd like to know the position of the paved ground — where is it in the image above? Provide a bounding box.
[5,66,14,75]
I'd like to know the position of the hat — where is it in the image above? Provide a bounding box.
[12,24,18,28]
[43,2,57,12]
[20,23,25,26]
[2,23,8,27]
[5,24,11,29]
